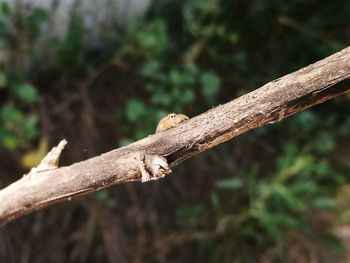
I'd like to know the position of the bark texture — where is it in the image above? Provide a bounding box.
[1,46,350,227]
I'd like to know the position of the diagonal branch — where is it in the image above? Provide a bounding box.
[1,46,350,227]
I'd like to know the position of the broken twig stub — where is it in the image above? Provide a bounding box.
[23,139,67,179]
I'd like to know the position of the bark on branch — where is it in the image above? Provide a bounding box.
[1,46,350,227]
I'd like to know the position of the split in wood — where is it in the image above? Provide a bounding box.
[138,152,172,182]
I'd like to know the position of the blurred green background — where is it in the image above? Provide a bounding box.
[0,0,350,262]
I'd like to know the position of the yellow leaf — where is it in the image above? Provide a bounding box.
[21,138,48,169]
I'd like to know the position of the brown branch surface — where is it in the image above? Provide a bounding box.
[1,46,350,227]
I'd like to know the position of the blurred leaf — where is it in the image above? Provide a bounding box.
[210,192,221,211]
[0,104,38,150]
[21,137,48,169]
[0,2,10,17]
[140,60,161,78]
[313,161,330,176]
[1,104,22,123]
[11,83,38,103]
[274,185,305,211]
[126,99,146,121]
[285,155,313,177]
[229,33,239,44]
[311,197,336,209]
[216,177,243,190]
[131,19,168,56]
[2,135,19,151]
[21,115,38,139]
[289,180,317,195]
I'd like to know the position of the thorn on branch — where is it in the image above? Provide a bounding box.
[24,139,68,179]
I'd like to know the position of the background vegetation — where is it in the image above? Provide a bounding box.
[0,0,350,262]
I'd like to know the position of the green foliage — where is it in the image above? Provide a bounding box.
[212,142,345,246]
[0,104,37,150]
[0,3,45,150]
[10,83,38,103]
[128,19,169,57]
[0,2,10,17]
[0,80,38,150]
[0,3,48,47]
[183,0,236,43]
[141,62,197,110]
[122,59,221,140]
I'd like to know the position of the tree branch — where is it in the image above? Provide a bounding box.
[1,46,350,227]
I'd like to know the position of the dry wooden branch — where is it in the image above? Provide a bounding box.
[1,46,350,227]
